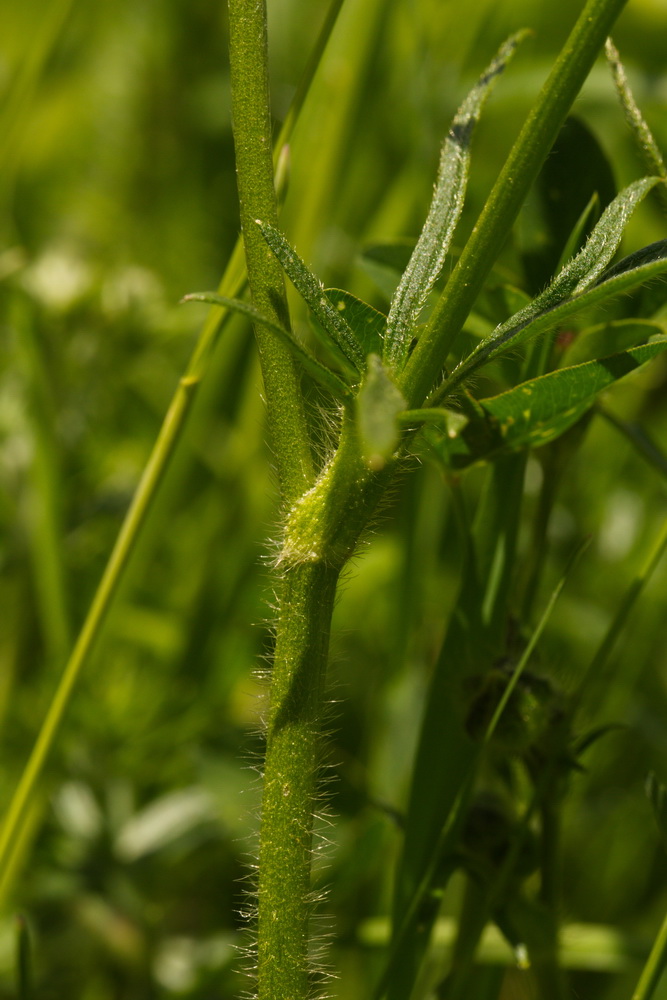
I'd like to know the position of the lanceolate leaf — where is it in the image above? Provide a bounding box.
[257,221,366,373]
[424,338,667,468]
[439,202,667,398]
[182,292,354,400]
[383,32,527,371]
[323,289,386,357]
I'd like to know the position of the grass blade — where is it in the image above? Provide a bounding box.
[0,0,346,891]
[15,915,31,1000]
[384,32,527,370]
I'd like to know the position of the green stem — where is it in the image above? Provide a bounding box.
[399,0,630,408]
[534,800,568,1000]
[0,363,204,876]
[257,413,390,998]
[228,0,313,505]
[0,0,344,888]
[257,561,340,998]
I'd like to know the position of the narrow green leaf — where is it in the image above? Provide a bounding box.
[257,221,366,371]
[356,354,406,469]
[439,201,667,398]
[383,32,527,370]
[182,292,354,400]
[594,237,667,284]
[563,317,667,366]
[381,539,579,1000]
[323,289,386,356]
[605,39,667,215]
[426,338,667,468]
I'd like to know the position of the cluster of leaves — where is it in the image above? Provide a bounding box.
[188,35,667,484]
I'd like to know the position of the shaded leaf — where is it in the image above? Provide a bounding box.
[425,338,667,468]
[356,354,406,469]
[563,317,667,366]
[182,292,354,400]
[257,221,365,372]
[383,32,527,370]
[594,237,667,285]
[522,117,615,293]
[323,288,386,356]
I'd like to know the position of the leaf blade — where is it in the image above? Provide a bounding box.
[383,31,527,370]
[440,206,667,398]
[257,221,366,372]
[182,292,354,400]
[425,338,667,468]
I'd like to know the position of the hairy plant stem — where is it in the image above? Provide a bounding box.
[399,0,629,408]
[256,561,339,999]
[257,411,391,997]
[227,7,398,995]
[228,0,313,504]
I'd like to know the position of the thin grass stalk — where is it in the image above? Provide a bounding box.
[631,910,667,1000]
[0,0,346,886]
[399,0,630,408]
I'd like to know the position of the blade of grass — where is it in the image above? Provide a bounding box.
[631,910,667,1000]
[0,0,347,888]
[12,295,70,665]
[381,539,583,999]
[576,515,667,714]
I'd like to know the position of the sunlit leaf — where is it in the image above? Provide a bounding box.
[383,32,527,370]
[323,288,385,357]
[424,338,667,468]
[439,186,667,396]
[257,221,366,372]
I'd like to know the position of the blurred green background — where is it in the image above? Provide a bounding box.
[2,0,667,997]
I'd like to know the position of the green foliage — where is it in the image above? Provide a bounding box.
[4,2,667,1000]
